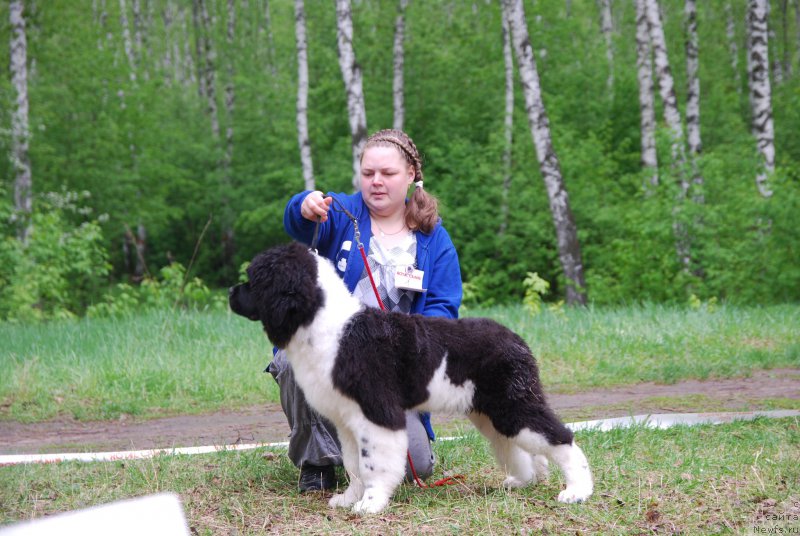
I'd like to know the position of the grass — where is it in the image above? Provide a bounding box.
[1,417,798,534]
[1,303,798,423]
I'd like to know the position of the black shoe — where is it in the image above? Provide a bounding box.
[298,464,336,492]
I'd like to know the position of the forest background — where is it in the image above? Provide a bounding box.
[1,0,799,321]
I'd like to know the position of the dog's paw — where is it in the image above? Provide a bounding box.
[352,494,389,515]
[502,476,529,489]
[557,485,592,504]
[329,493,356,509]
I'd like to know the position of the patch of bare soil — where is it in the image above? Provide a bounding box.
[1,368,798,455]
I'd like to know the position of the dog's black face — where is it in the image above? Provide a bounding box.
[229,242,325,348]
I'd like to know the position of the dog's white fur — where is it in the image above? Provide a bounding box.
[281,253,592,514]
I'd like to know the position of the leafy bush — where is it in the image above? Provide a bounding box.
[0,189,110,321]
[86,262,226,318]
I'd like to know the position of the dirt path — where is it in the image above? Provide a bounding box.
[2,368,798,455]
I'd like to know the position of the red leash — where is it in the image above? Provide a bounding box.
[318,196,464,489]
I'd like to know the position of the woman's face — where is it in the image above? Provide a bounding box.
[360,145,415,217]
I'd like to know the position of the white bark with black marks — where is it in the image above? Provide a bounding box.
[335,0,368,191]
[747,0,775,198]
[635,0,657,185]
[498,6,513,236]
[295,0,314,190]
[10,0,32,244]
[597,0,614,93]
[502,0,587,306]
[392,0,409,131]
[685,0,701,158]
[645,0,686,177]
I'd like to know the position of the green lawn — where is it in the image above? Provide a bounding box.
[1,304,798,423]
[1,418,798,534]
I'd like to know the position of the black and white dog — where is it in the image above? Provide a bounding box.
[229,242,592,514]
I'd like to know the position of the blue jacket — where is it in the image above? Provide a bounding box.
[284,191,463,319]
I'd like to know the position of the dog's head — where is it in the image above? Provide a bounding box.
[229,242,325,348]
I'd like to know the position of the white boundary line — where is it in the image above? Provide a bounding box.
[1,410,797,467]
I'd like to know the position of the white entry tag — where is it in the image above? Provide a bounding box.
[395,267,425,292]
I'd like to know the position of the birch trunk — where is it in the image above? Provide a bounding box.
[597,0,614,93]
[502,0,587,306]
[725,2,742,95]
[10,0,32,244]
[635,0,658,186]
[498,6,514,236]
[392,0,409,131]
[295,0,314,190]
[200,0,220,139]
[747,0,775,198]
[644,0,686,178]
[335,0,368,191]
[645,0,694,273]
[191,0,207,98]
[224,0,235,166]
[685,0,704,201]
[685,0,701,158]
[119,0,137,81]
[222,0,236,265]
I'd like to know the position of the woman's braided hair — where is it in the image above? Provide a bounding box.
[362,129,439,234]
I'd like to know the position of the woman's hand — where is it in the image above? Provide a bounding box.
[301,191,333,222]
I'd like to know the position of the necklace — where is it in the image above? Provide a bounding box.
[373,219,407,237]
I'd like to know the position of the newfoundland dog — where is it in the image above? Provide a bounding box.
[229,242,592,514]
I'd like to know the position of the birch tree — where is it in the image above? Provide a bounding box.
[645,0,696,273]
[747,0,775,198]
[199,0,220,140]
[222,0,236,264]
[498,6,514,236]
[635,0,657,186]
[685,0,701,159]
[725,2,742,95]
[597,0,614,93]
[295,0,314,190]
[119,0,137,81]
[392,0,409,131]
[10,0,32,244]
[335,0,368,190]
[501,0,587,306]
[191,0,207,98]
[684,0,704,203]
[644,0,687,180]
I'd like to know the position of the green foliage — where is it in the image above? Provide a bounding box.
[0,189,110,321]
[522,272,550,315]
[86,263,226,318]
[0,0,799,311]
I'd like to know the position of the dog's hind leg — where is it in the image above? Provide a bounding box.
[548,442,592,503]
[329,429,364,509]
[469,412,541,489]
[513,415,593,504]
[350,424,408,515]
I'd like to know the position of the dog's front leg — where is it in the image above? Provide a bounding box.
[351,426,408,514]
[329,430,364,509]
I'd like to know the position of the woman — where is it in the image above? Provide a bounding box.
[269,129,462,491]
